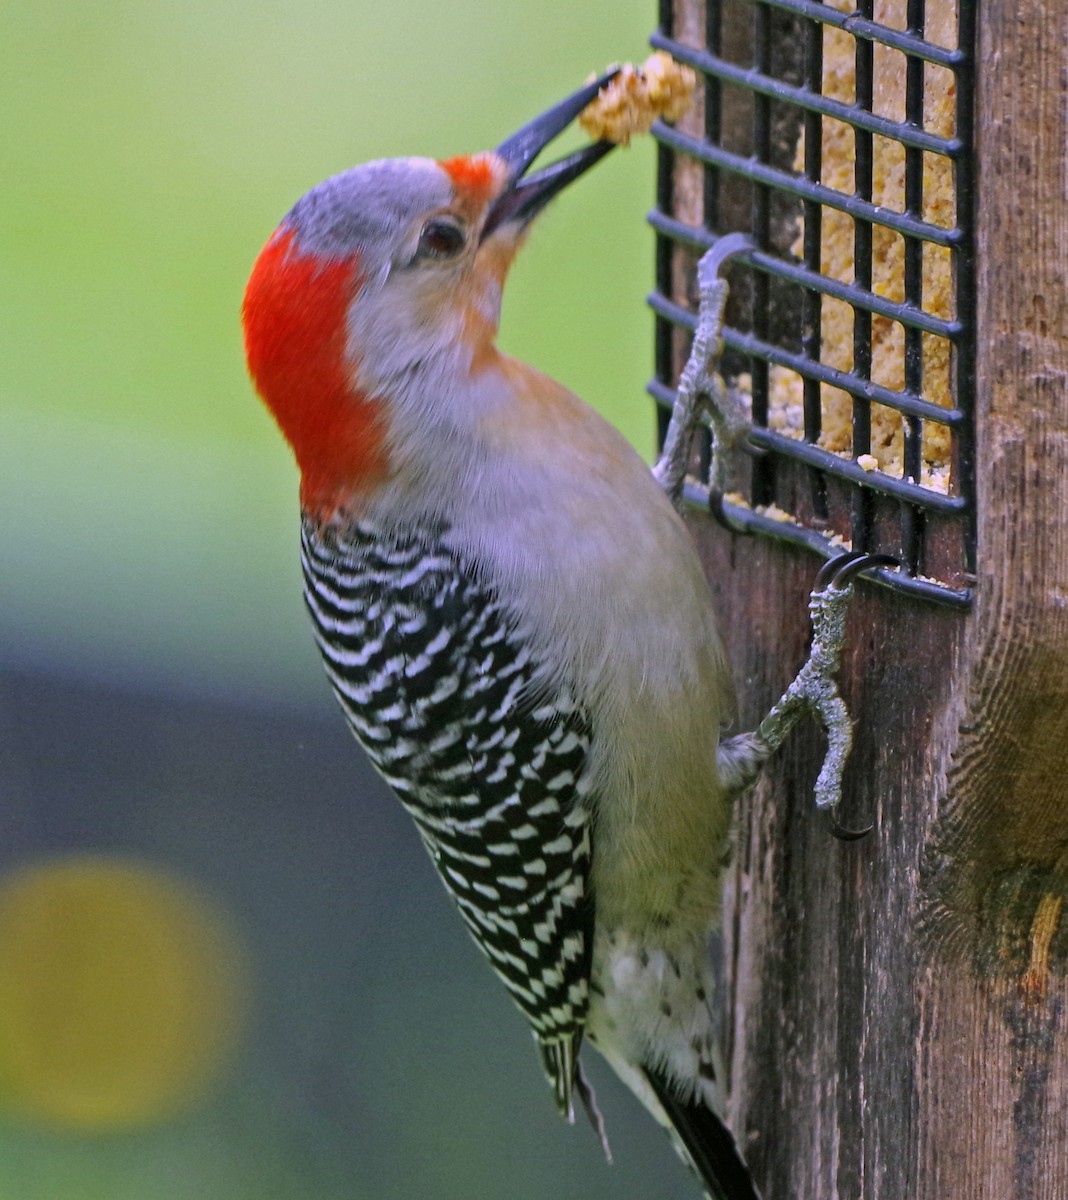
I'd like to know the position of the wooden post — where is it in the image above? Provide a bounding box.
[671,3,1068,1196]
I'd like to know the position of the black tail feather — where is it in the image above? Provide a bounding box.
[643,1066,762,1200]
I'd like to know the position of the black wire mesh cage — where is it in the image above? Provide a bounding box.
[649,0,976,606]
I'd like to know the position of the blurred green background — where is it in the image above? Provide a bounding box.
[0,2,695,1198]
[2,0,658,704]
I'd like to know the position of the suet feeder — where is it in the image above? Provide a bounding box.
[651,0,975,604]
[652,2,1068,1197]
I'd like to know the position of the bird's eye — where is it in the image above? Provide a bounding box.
[416,218,466,260]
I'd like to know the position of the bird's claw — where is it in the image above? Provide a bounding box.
[724,552,898,832]
[708,488,752,535]
[814,551,899,594]
[814,549,865,592]
[828,812,875,841]
[696,231,758,287]
[653,236,756,508]
[806,552,897,836]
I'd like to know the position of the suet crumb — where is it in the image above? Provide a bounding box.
[580,52,697,146]
[723,493,849,548]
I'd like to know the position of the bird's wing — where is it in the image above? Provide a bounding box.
[301,516,595,1117]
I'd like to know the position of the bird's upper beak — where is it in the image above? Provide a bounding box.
[481,70,619,241]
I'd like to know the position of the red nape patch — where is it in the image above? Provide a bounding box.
[242,226,388,514]
[440,153,499,203]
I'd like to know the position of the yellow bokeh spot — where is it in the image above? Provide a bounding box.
[0,855,246,1130]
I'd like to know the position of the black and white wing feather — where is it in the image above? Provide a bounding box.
[301,516,595,1115]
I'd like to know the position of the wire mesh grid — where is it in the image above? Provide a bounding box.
[649,0,976,606]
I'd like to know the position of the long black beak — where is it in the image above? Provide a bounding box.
[482,70,619,240]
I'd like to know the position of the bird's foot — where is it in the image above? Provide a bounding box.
[718,552,896,838]
[652,235,756,509]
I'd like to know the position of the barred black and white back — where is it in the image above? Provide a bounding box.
[300,514,595,1115]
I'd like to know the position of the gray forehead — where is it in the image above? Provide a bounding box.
[286,157,453,261]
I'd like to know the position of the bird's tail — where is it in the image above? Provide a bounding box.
[643,1065,762,1200]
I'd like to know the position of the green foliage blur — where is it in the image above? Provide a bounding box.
[2,0,659,707]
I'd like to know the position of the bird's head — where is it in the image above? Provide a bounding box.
[242,74,617,518]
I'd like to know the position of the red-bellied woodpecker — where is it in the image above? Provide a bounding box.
[243,73,884,1200]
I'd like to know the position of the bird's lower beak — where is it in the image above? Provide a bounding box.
[481,70,619,240]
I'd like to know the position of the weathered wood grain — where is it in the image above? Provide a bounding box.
[669,1,1068,1195]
